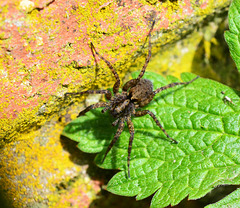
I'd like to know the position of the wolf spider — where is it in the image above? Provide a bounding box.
[65,21,199,178]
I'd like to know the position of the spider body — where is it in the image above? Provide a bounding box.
[128,79,154,107]
[107,79,153,118]
[65,21,199,178]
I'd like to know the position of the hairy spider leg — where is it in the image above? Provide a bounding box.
[126,116,134,178]
[102,117,125,163]
[65,89,112,100]
[90,40,99,78]
[115,99,130,114]
[135,110,177,143]
[137,20,155,81]
[122,20,155,92]
[90,42,120,94]
[101,92,129,114]
[154,76,199,95]
[112,118,120,126]
[77,102,109,117]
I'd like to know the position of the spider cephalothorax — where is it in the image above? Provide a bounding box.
[65,21,199,177]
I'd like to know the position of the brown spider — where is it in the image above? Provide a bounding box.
[65,21,199,177]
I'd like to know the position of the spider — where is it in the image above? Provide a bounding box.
[65,21,199,178]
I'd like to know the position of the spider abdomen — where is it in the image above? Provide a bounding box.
[128,79,154,107]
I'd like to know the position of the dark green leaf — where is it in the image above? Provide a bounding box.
[62,71,240,208]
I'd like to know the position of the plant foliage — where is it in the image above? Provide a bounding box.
[225,0,240,71]
[206,188,240,207]
[62,71,240,207]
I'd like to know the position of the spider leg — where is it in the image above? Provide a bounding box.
[77,102,109,117]
[112,118,120,126]
[115,99,130,114]
[154,76,199,95]
[90,42,120,94]
[136,20,155,81]
[65,89,112,100]
[122,79,138,92]
[89,40,99,78]
[102,117,125,163]
[122,20,155,92]
[101,106,110,114]
[135,110,178,144]
[126,116,134,178]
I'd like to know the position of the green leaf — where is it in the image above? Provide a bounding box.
[62,71,240,208]
[206,188,240,208]
[224,0,240,71]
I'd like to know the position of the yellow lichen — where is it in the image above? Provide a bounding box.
[0,114,86,207]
